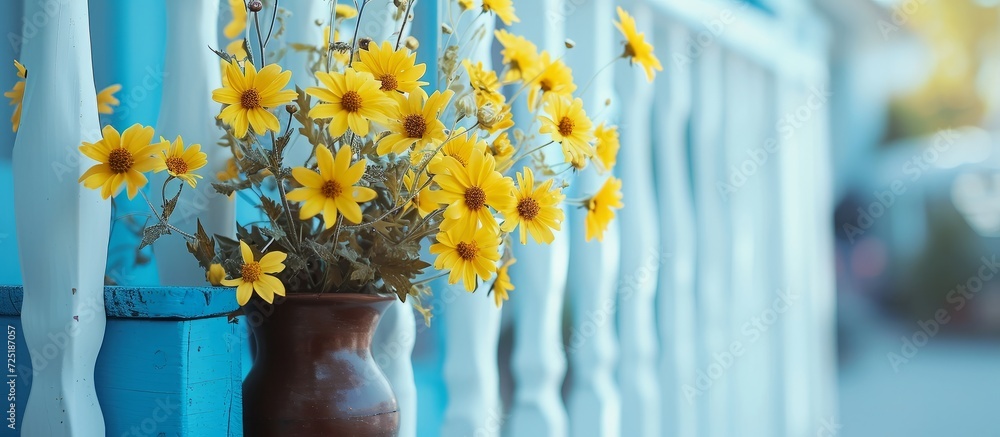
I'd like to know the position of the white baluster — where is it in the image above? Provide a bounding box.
[613,3,659,437]
[440,4,503,437]
[154,0,235,285]
[505,0,570,436]
[13,1,108,435]
[776,79,811,437]
[278,0,326,167]
[373,298,418,437]
[653,23,698,437]
[564,0,621,435]
[723,57,778,437]
[690,44,731,437]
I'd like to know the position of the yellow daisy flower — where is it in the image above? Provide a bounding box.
[615,7,662,82]
[524,51,575,112]
[152,136,208,188]
[477,100,514,135]
[492,257,515,308]
[430,226,502,291]
[462,60,514,134]
[218,157,240,182]
[539,94,595,164]
[224,0,247,40]
[306,67,396,138]
[494,30,539,83]
[431,152,514,238]
[487,132,516,173]
[355,41,428,96]
[501,167,565,245]
[426,129,487,174]
[213,60,298,138]
[464,60,503,102]
[593,123,619,173]
[378,89,453,156]
[4,60,26,132]
[221,240,287,305]
[585,177,623,242]
[207,263,226,286]
[287,145,377,226]
[482,0,518,26]
[78,124,163,200]
[96,84,122,114]
[336,4,358,19]
[458,0,475,11]
[403,169,437,218]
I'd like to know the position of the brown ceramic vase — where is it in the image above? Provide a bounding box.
[242,292,399,436]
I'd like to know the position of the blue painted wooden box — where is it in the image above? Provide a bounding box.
[0,285,245,436]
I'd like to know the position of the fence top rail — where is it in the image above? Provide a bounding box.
[0,285,238,319]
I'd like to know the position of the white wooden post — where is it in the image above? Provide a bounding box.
[564,0,622,435]
[153,0,236,285]
[723,56,778,437]
[690,43,731,437]
[505,1,570,436]
[279,0,327,167]
[439,5,503,437]
[0,1,22,285]
[653,22,699,437]
[13,1,109,435]
[613,3,660,437]
[776,78,812,437]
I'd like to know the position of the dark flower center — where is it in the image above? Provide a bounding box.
[321,180,343,198]
[165,156,188,175]
[456,241,479,260]
[464,186,486,210]
[558,116,575,137]
[517,197,540,220]
[108,148,134,174]
[403,114,427,139]
[241,89,262,109]
[342,90,363,112]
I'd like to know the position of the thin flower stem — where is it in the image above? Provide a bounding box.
[263,0,279,48]
[577,57,619,98]
[348,0,371,68]
[513,140,555,163]
[395,0,415,50]
[138,190,197,240]
[413,271,448,287]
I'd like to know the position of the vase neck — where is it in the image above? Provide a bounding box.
[246,296,391,358]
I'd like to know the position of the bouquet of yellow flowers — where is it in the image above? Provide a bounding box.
[70,0,660,316]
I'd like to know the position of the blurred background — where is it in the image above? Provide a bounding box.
[826,0,1000,435]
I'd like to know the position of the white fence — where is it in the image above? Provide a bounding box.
[0,0,837,435]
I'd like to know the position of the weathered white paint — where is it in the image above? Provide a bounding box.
[153,0,235,285]
[439,4,503,437]
[613,3,660,437]
[13,0,109,435]
[504,1,570,436]
[564,0,622,435]
[652,22,699,437]
[690,43,731,437]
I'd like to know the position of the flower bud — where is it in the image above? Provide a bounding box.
[442,23,453,35]
[565,39,576,49]
[248,1,263,12]
[285,104,298,114]
[357,37,373,51]
[404,36,419,50]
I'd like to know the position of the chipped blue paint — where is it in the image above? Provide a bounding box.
[0,285,245,436]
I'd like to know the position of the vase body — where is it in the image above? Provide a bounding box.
[243,293,399,436]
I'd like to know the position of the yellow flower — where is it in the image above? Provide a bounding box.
[152,136,208,188]
[379,90,453,156]
[488,132,516,173]
[224,0,247,39]
[96,84,122,114]
[226,39,249,60]
[539,94,595,164]
[585,177,623,242]
[213,60,298,138]
[426,129,487,174]
[403,169,437,217]
[615,7,662,82]
[478,100,514,135]
[524,51,575,112]
[492,257,515,308]
[287,145,377,226]
[4,60,25,132]
[430,226,502,291]
[336,4,358,19]
[78,124,163,200]
[494,30,538,83]
[593,123,619,173]
[462,60,514,134]
[207,263,226,286]
[482,0,518,26]
[458,0,474,11]
[221,240,287,305]
[307,67,396,137]
[355,41,428,96]
[464,60,503,102]
[431,152,514,238]
[218,157,240,182]
[501,167,565,244]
